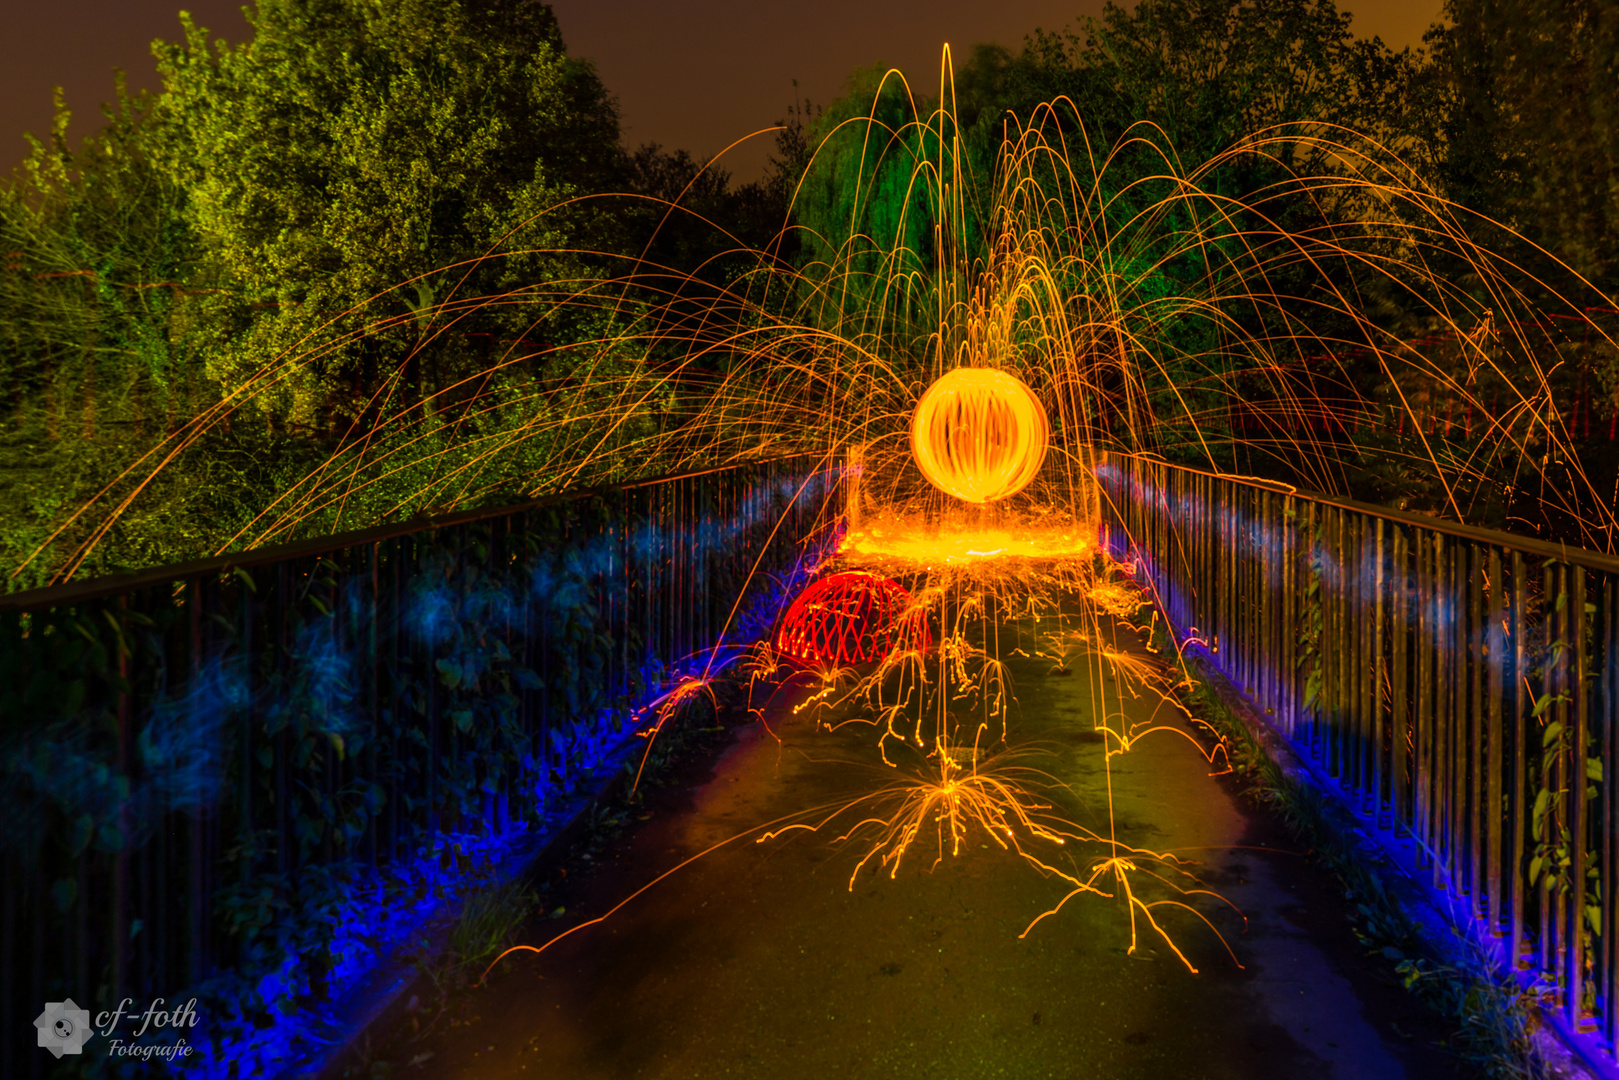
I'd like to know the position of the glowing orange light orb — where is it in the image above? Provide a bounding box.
[910,368,1049,503]
[775,571,932,665]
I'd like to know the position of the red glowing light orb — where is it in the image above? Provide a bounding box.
[775,571,932,665]
[910,368,1049,503]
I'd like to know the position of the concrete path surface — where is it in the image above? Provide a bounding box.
[397,613,1470,1080]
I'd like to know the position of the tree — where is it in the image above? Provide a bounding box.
[1,1,657,584]
[1060,0,1416,162]
[0,76,296,589]
[150,0,627,423]
[790,58,996,366]
[1423,0,1619,301]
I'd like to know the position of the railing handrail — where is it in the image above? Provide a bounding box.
[1100,450,1619,575]
[0,452,832,613]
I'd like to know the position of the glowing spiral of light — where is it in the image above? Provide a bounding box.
[909,368,1048,503]
[775,571,931,665]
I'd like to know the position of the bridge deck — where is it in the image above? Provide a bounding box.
[398,613,1460,1079]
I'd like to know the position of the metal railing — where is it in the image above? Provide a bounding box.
[0,454,841,1077]
[1096,451,1619,1048]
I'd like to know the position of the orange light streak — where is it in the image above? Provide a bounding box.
[756,738,1086,887]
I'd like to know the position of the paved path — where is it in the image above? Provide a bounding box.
[405,615,1467,1079]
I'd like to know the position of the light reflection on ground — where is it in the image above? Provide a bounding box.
[837,517,1094,567]
[400,606,1457,1080]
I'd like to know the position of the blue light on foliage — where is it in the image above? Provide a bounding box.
[173,466,842,1077]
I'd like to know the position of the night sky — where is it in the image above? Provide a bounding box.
[3,0,1445,184]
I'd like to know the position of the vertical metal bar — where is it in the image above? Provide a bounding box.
[1243,489,1255,696]
[1238,485,1249,691]
[1189,471,1201,657]
[1511,550,1530,970]
[1541,560,1558,974]
[1302,498,1316,749]
[1487,547,1505,936]
[1358,514,1373,805]
[188,577,207,987]
[1357,514,1373,808]
[1601,572,1618,1045]
[1340,509,1354,788]
[388,538,405,863]
[1281,496,1297,739]
[423,539,439,838]
[1373,518,1387,823]
[1438,536,1455,889]
[679,477,690,665]
[366,543,380,868]
[1232,484,1244,689]
[1470,542,1486,910]
[1321,507,1337,775]
[1204,471,1215,661]
[112,596,131,1004]
[1263,490,1277,718]
[1392,526,1410,831]
[1569,565,1590,1029]
[1332,507,1348,783]
[1341,509,1357,792]
[1214,472,1224,674]
[1417,530,1436,862]
[1222,479,1233,676]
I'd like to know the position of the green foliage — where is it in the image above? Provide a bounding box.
[0,460,822,1071]
[1045,0,1426,428]
[149,0,624,420]
[443,879,538,982]
[0,74,255,588]
[1523,582,1605,998]
[791,62,964,355]
[0,1,665,588]
[625,126,805,287]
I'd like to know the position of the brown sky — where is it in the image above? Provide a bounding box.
[2,0,1446,184]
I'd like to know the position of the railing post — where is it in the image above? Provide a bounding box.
[1469,543,1486,909]
[1600,572,1619,1044]
[1541,559,1559,974]
[1511,549,1530,970]
[1569,564,1590,1029]
[1391,525,1410,830]
[1372,518,1387,824]
[1486,547,1505,936]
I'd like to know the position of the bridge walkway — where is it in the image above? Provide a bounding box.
[396,610,1465,1080]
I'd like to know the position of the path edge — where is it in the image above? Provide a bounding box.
[1184,642,1612,1080]
[299,743,642,1080]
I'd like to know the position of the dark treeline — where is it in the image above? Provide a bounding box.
[2,0,1614,588]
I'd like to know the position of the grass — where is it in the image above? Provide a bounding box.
[445,879,540,985]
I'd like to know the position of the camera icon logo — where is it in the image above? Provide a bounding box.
[35,999,94,1058]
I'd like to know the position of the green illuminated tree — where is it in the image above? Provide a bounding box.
[0,77,305,588]
[150,0,626,423]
